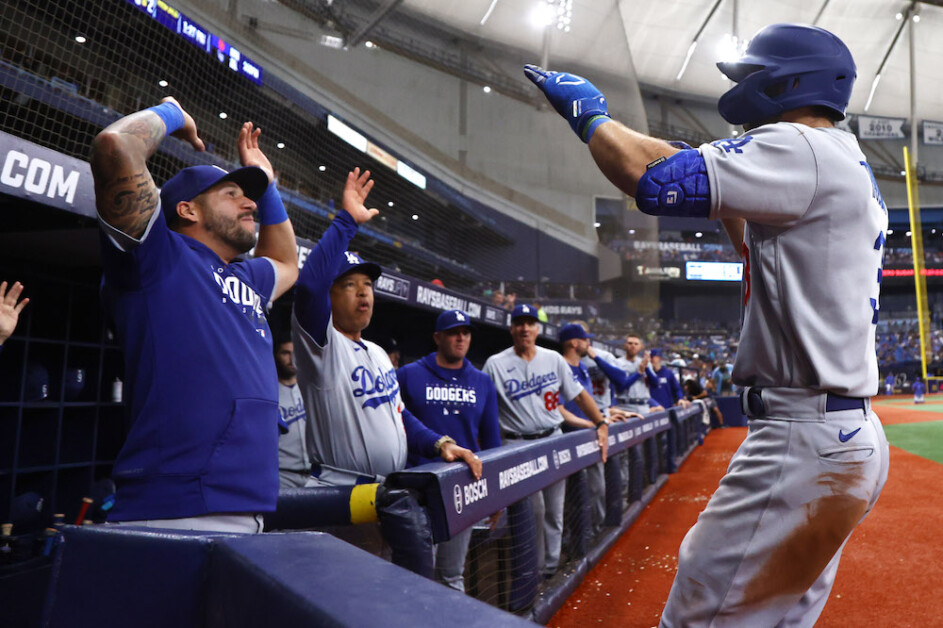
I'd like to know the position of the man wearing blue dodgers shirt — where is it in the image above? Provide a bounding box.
[526,23,889,627]
[397,309,501,592]
[291,168,481,489]
[90,97,298,532]
[484,305,609,579]
[645,349,691,411]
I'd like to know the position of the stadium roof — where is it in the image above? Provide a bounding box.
[395,0,943,123]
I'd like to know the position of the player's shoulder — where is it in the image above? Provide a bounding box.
[486,347,515,363]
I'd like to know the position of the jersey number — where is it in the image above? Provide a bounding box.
[861,161,887,325]
[544,391,560,411]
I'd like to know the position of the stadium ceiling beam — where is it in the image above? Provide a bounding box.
[864,0,918,111]
[346,0,404,48]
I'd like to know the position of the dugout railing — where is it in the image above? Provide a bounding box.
[39,403,711,626]
[269,402,712,623]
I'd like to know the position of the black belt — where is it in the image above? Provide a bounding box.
[622,398,649,405]
[502,427,556,440]
[741,388,866,417]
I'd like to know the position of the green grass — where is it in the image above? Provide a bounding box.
[883,420,943,464]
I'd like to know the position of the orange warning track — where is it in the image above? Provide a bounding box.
[549,402,943,627]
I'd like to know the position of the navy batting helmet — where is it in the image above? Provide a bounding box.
[717,23,856,126]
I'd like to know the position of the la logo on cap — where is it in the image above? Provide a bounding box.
[522,306,530,313]
[456,312,465,321]
[345,252,359,264]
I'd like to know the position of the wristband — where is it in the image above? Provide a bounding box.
[257,183,288,225]
[147,102,185,136]
[581,114,611,143]
[595,419,609,430]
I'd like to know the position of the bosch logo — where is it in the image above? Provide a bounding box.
[552,450,560,469]
[453,484,463,514]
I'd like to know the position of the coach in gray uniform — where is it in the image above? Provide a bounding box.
[483,304,608,578]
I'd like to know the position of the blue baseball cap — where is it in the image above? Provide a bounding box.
[559,323,594,342]
[334,250,382,282]
[510,304,539,322]
[436,309,473,332]
[649,348,663,357]
[159,165,269,219]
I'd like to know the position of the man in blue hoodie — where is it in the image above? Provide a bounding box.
[646,349,691,410]
[397,309,501,592]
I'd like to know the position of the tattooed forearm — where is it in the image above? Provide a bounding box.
[91,109,166,238]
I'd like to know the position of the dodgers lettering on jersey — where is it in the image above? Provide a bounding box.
[701,122,885,396]
[425,385,478,404]
[352,365,401,409]
[504,371,559,400]
[484,345,584,435]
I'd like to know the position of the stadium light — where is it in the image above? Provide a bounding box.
[365,41,376,48]
[75,35,86,44]
[411,214,419,221]
[530,2,554,28]
[218,112,228,119]
[158,80,168,87]
[388,201,394,207]
[483,86,492,94]
[276,142,285,149]
[594,222,601,228]
[318,165,327,172]
[695,232,703,238]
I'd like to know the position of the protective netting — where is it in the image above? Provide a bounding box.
[0,0,522,291]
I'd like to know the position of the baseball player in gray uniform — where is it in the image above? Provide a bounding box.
[274,337,312,488]
[614,335,661,414]
[483,304,609,578]
[292,168,481,487]
[527,22,889,627]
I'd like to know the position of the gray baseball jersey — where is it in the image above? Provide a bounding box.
[702,123,885,397]
[291,312,407,481]
[483,345,583,434]
[277,382,311,488]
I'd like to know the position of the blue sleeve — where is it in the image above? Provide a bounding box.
[648,398,661,408]
[231,257,277,306]
[644,367,658,392]
[403,406,442,459]
[593,355,641,392]
[99,206,181,291]
[478,377,502,451]
[668,372,683,403]
[294,211,358,345]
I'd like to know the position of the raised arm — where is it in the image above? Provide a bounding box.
[90,97,204,238]
[587,347,641,392]
[294,169,378,344]
[523,66,678,198]
[237,122,298,299]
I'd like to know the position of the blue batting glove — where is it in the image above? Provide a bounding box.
[524,64,611,143]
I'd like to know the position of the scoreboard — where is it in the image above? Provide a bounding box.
[126,0,263,86]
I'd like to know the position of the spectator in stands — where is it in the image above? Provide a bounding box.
[533,300,549,323]
[503,292,517,312]
[484,304,609,579]
[0,281,29,354]
[91,98,298,532]
[646,349,690,409]
[274,335,311,489]
[491,290,505,308]
[290,167,481,488]
[396,309,502,593]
